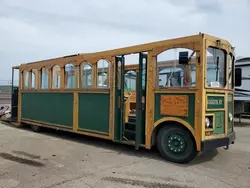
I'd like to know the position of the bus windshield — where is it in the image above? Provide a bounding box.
[206,47,226,88]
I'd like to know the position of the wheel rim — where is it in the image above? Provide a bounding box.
[166,133,187,154]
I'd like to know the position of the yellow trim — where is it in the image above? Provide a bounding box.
[205,134,226,140]
[21,89,110,94]
[153,117,195,137]
[154,90,196,94]
[21,119,110,140]
[225,93,228,135]
[76,130,110,140]
[17,70,22,123]
[77,128,109,136]
[73,92,78,132]
[109,57,115,140]
[145,52,156,149]
[21,119,72,129]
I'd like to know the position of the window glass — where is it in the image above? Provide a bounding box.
[125,70,136,91]
[80,62,92,88]
[157,48,196,88]
[117,61,121,90]
[97,59,109,88]
[52,65,60,89]
[65,63,75,89]
[23,71,29,89]
[41,67,49,89]
[206,47,226,88]
[142,57,146,90]
[31,69,37,89]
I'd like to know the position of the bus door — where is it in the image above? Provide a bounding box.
[114,53,147,150]
[114,56,125,141]
[11,68,19,120]
[135,52,147,149]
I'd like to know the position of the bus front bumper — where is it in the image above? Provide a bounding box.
[201,131,236,151]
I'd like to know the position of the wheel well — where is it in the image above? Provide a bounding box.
[151,121,196,148]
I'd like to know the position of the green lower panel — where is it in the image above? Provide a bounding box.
[209,111,225,135]
[154,93,195,127]
[21,93,73,127]
[78,93,110,134]
[228,94,233,134]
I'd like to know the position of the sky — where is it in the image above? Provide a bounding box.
[0,0,250,83]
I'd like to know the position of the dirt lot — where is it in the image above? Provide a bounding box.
[0,122,249,188]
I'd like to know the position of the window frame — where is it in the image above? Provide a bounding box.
[155,47,198,89]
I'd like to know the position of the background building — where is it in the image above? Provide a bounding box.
[234,57,250,115]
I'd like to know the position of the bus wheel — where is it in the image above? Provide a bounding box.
[156,126,197,163]
[30,124,41,132]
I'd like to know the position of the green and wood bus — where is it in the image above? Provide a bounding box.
[10,33,242,163]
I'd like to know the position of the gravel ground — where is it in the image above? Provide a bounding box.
[0,122,249,188]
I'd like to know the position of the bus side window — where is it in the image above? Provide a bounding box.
[156,48,196,88]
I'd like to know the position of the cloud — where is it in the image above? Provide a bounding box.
[0,0,249,82]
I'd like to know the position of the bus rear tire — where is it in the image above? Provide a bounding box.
[30,124,41,132]
[156,126,197,164]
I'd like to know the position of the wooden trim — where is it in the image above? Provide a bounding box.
[37,69,41,89]
[225,93,228,135]
[205,133,226,140]
[73,92,78,132]
[48,68,52,89]
[154,90,197,94]
[75,66,79,88]
[17,71,22,123]
[154,117,195,136]
[111,56,116,140]
[76,129,110,140]
[146,52,155,149]
[60,67,65,89]
[28,71,32,90]
[92,64,97,88]
[77,128,109,136]
[21,89,110,94]
[109,58,115,139]
[152,42,198,56]
[195,35,205,151]
[21,119,72,129]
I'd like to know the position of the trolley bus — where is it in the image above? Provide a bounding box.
[10,33,242,163]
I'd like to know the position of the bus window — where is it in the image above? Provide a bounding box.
[31,69,38,89]
[206,47,226,88]
[157,48,196,88]
[125,70,136,91]
[65,63,75,89]
[97,59,109,88]
[52,65,60,89]
[80,62,92,88]
[41,67,49,89]
[23,70,29,89]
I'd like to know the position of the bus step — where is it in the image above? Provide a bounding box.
[128,116,136,123]
[124,129,136,134]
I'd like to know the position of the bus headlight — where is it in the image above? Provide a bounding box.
[205,117,210,128]
[205,116,213,129]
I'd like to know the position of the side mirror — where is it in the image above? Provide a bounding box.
[235,68,242,87]
[179,51,189,65]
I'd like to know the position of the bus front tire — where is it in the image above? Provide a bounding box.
[156,126,197,164]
